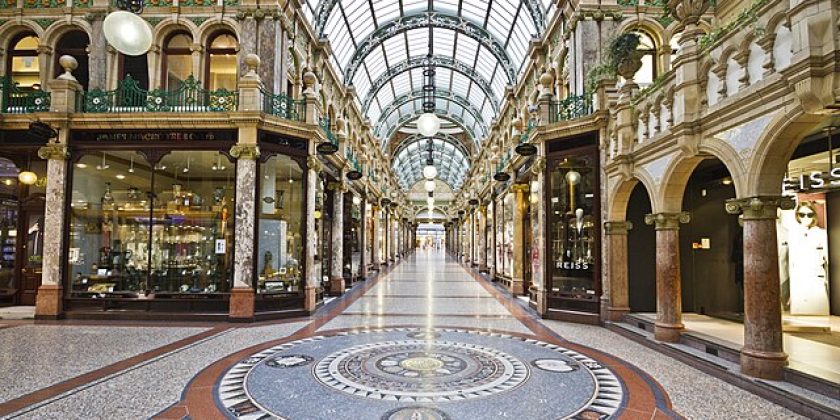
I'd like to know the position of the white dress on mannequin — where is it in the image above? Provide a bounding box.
[788,224,830,315]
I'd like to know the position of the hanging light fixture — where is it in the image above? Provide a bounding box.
[422,139,438,180]
[103,0,152,56]
[417,54,441,137]
[18,170,36,185]
[424,179,436,192]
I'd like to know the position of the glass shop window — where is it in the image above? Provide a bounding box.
[548,154,597,305]
[207,32,238,91]
[257,154,304,293]
[67,150,235,297]
[503,193,514,278]
[495,197,505,276]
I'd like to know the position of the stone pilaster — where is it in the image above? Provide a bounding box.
[645,212,690,342]
[304,155,322,312]
[88,17,107,89]
[478,205,488,271]
[35,142,69,320]
[390,210,398,261]
[530,157,547,315]
[228,142,260,321]
[328,181,346,295]
[604,221,633,321]
[360,199,368,278]
[511,184,529,295]
[726,196,794,379]
[372,205,381,266]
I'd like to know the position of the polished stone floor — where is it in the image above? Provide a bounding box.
[0,250,806,419]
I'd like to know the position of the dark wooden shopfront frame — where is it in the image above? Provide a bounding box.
[543,132,602,323]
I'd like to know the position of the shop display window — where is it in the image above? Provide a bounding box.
[364,203,373,269]
[314,176,326,287]
[207,33,238,91]
[67,150,235,297]
[503,193,514,278]
[350,197,362,280]
[548,154,598,312]
[257,154,304,294]
[495,197,505,277]
[486,202,494,270]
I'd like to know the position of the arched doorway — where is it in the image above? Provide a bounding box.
[626,182,656,312]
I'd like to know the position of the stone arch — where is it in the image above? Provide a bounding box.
[41,19,93,48]
[152,19,199,49]
[607,173,656,221]
[747,107,825,196]
[0,21,44,75]
[196,18,241,46]
[615,18,667,48]
[658,143,745,213]
[764,11,790,35]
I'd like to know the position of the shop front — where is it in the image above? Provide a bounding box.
[0,130,48,306]
[544,132,600,323]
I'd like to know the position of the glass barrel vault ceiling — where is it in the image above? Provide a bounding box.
[393,137,470,190]
[303,0,556,190]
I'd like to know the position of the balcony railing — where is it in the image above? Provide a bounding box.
[549,94,593,124]
[0,77,50,114]
[262,88,305,121]
[319,117,338,146]
[78,75,238,113]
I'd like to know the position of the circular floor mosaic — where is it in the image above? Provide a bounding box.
[217,328,624,420]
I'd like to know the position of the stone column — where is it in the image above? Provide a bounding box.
[644,212,690,342]
[478,205,488,271]
[390,210,398,261]
[726,197,793,379]
[360,198,368,278]
[88,18,108,89]
[604,221,633,321]
[328,181,346,295]
[510,184,529,295]
[304,155,322,312]
[228,142,260,321]
[34,142,69,320]
[470,209,477,265]
[372,205,381,267]
[530,157,548,315]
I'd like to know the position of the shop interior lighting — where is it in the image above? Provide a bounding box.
[96,153,110,171]
[128,155,135,173]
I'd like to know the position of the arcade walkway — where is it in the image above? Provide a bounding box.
[0,250,804,419]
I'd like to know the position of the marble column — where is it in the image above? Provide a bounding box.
[390,211,398,261]
[360,199,368,278]
[489,203,496,278]
[530,156,548,315]
[470,209,477,265]
[726,197,793,379]
[604,221,633,321]
[304,155,322,312]
[511,185,529,295]
[328,182,346,295]
[645,212,690,342]
[34,143,69,319]
[88,18,108,89]
[372,205,381,267]
[228,143,260,321]
[478,205,488,271]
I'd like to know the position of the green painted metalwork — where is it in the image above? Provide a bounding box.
[261,88,304,122]
[319,117,338,146]
[0,0,14,9]
[0,77,51,114]
[143,0,173,7]
[23,0,90,6]
[78,75,238,113]
[548,95,593,124]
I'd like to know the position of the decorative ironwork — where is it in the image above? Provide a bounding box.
[0,77,50,114]
[344,13,516,86]
[78,75,238,113]
[374,88,487,148]
[345,149,363,180]
[361,55,502,113]
[316,117,339,155]
[261,88,305,121]
[378,111,476,144]
[548,95,594,124]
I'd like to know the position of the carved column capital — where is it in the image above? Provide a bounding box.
[644,212,690,230]
[604,221,633,235]
[306,155,322,172]
[38,144,69,160]
[510,184,530,193]
[530,156,546,175]
[725,196,794,220]
[229,144,260,160]
[327,181,348,192]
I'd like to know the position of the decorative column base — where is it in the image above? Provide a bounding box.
[606,306,631,322]
[740,349,788,380]
[654,322,684,343]
[510,279,525,295]
[35,284,63,320]
[534,288,548,317]
[228,287,255,322]
[329,276,345,295]
[304,286,318,313]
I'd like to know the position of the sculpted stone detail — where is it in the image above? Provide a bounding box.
[38,144,69,161]
[229,144,261,160]
[604,221,633,235]
[644,212,690,230]
[725,196,794,220]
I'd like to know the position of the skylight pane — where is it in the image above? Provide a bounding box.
[402,0,426,14]
[436,0,458,15]
[324,9,344,38]
[433,29,455,57]
[451,72,470,97]
[455,36,478,64]
[411,68,424,90]
[474,47,497,82]
[373,0,400,22]
[383,36,407,65]
[435,67,453,91]
[364,47,388,81]
[405,29,429,58]
[491,66,507,99]
[345,0,375,41]
[460,1,489,26]
[468,86,486,110]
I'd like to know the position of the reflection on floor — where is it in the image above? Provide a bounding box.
[632,312,840,383]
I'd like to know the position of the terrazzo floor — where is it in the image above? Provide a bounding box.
[0,250,808,419]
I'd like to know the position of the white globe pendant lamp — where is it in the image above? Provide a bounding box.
[422,164,438,180]
[103,3,153,56]
[426,196,435,206]
[416,113,441,137]
[424,179,436,192]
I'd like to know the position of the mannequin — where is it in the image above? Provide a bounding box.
[788,202,830,315]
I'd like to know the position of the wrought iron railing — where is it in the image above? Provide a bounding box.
[78,75,238,113]
[262,88,305,121]
[0,77,50,113]
[518,118,537,143]
[548,94,593,124]
[319,117,338,145]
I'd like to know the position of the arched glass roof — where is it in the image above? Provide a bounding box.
[393,136,469,190]
[303,0,557,189]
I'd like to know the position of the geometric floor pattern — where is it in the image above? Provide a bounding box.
[218,328,623,419]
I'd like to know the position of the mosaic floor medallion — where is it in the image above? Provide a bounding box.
[217,328,625,419]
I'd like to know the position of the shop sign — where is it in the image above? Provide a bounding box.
[555,261,590,270]
[783,168,840,193]
[71,130,236,143]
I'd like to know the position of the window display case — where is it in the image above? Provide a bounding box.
[257,154,303,295]
[503,193,514,278]
[547,152,599,313]
[495,196,505,279]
